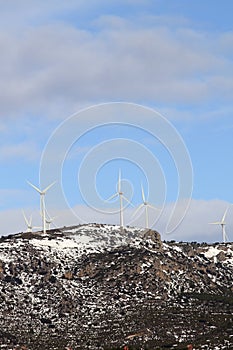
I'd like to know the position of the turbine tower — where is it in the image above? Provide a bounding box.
[27,181,56,234]
[22,211,40,233]
[133,184,157,229]
[209,207,229,243]
[106,170,132,228]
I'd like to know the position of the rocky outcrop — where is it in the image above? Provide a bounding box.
[142,229,163,251]
[0,224,232,350]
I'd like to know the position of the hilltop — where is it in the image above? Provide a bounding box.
[0,224,233,350]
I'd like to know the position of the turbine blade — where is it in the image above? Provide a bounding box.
[132,204,144,217]
[141,184,146,203]
[105,193,118,202]
[222,206,229,222]
[22,210,29,226]
[45,215,57,223]
[27,181,42,194]
[209,222,221,225]
[122,195,134,207]
[43,181,56,193]
[47,216,56,222]
[147,203,158,211]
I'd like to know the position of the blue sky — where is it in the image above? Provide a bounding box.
[0,1,233,241]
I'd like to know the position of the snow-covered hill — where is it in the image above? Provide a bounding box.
[0,224,233,350]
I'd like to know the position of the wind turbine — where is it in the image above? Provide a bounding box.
[22,210,40,233]
[45,216,55,230]
[106,170,133,228]
[27,181,56,234]
[133,184,158,229]
[44,210,57,230]
[209,207,229,243]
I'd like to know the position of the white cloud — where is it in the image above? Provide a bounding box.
[0,15,232,120]
[160,199,233,243]
[0,199,232,244]
[0,141,40,161]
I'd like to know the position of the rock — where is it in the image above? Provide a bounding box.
[216,251,226,261]
[142,229,162,251]
[64,271,73,280]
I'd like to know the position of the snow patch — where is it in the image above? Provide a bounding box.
[204,247,221,258]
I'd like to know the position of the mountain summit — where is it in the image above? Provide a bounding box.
[0,224,233,350]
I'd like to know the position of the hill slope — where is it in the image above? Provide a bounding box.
[0,224,233,350]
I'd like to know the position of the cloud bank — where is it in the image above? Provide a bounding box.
[1,199,232,244]
[0,11,232,120]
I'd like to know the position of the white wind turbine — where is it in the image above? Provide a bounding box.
[44,210,57,230]
[209,207,229,243]
[45,216,55,230]
[133,184,158,229]
[27,181,56,234]
[106,170,133,228]
[22,210,40,233]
